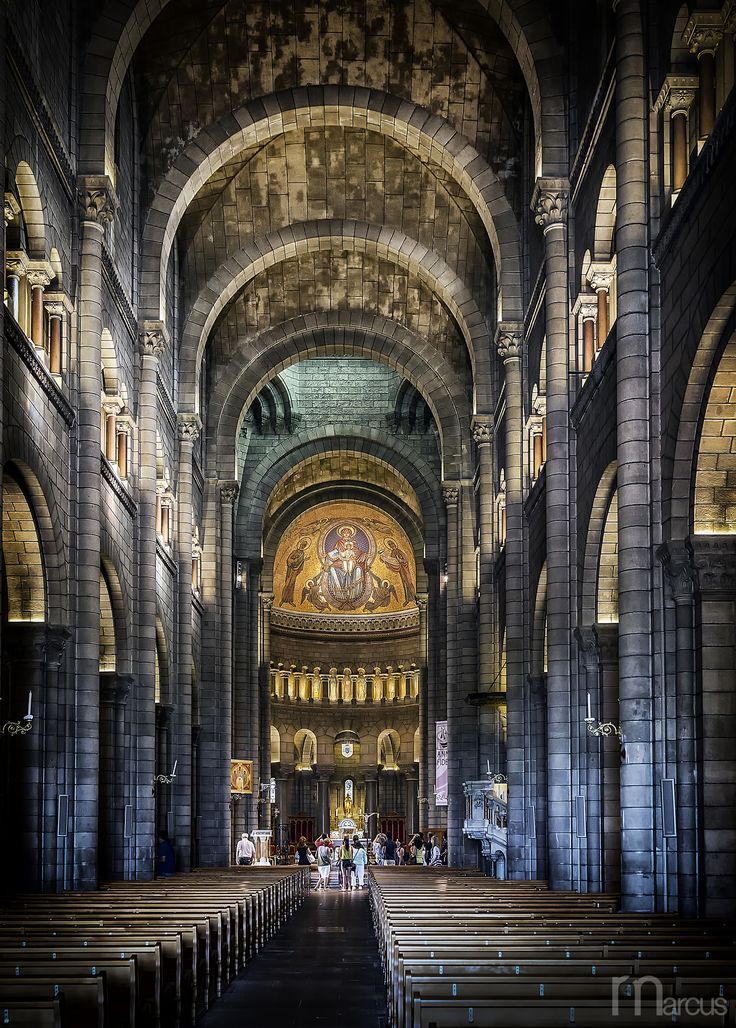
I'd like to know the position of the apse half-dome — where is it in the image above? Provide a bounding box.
[271,500,418,635]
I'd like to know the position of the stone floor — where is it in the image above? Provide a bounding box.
[199,883,389,1027]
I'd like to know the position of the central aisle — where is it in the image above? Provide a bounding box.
[200,882,389,1027]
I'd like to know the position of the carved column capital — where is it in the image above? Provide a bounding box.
[531,177,569,232]
[573,294,599,321]
[4,192,20,227]
[100,673,132,707]
[139,320,169,358]
[655,74,699,116]
[25,261,54,290]
[177,412,202,443]
[683,11,724,57]
[575,626,600,671]
[593,623,619,668]
[657,540,697,603]
[261,594,274,612]
[472,415,493,446]
[690,536,736,597]
[45,627,72,668]
[220,480,240,505]
[442,483,460,507]
[5,250,29,278]
[79,176,118,225]
[156,702,176,729]
[495,322,523,362]
[586,261,615,294]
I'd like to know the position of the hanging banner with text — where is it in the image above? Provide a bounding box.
[435,721,448,806]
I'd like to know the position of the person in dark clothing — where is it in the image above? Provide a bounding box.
[384,834,397,865]
[295,836,312,865]
[157,831,175,877]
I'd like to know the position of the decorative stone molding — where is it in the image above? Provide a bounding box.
[25,261,54,289]
[573,294,599,321]
[101,674,132,707]
[269,606,420,635]
[531,177,569,232]
[261,595,274,613]
[495,322,523,362]
[575,626,600,671]
[683,11,724,57]
[472,415,492,445]
[101,456,137,518]
[79,176,118,225]
[220,480,240,505]
[657,540,697,603]
[177,413,203,443]
[442,483,460,506]
[139,321,169,358]
[44,627,71,668]
[5,315,75,426]
[690,536,736,596]
[4,192,20,227]
[655,74,699,116]
[723,0,736,34]
[5,250,29,278]
[586,261,615,295]
[44,290,74,316]
[593,623,619,667]
[102,394,125,418]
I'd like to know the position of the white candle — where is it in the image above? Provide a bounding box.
[172,759,178,776]
[26,691,33,719]
[486,759,491,773]
[587,692,592,720]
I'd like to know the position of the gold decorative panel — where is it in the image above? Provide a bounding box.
[272,501,417,628]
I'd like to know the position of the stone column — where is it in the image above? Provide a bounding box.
[405,771,419,836]
[317,772,332,836]
[5,251,27,323]
[575,296,598,374]
[442,483,460,862]
[532,178,572,890]
[614,0,655,911]
[657,78,698,192]
[496,326,525,878]
[416,594,429,833]
[42,627,72,891]
[232,560,251,837]
[3,624,47,891]
[259,594,274,828]
[76,178,116,889]
[44,295,68,376]
[596,624,620,894]
[658,540,699,916]
[219,481,239,862]
[99,673,131,880]
[576,627,602,893]
[26,263,52,352]
[527,675,547,880]
[683,13,723,139]
[586,266,613,352]
[135,322,167,879]
[364,775,377,840]
[174,413,201,870]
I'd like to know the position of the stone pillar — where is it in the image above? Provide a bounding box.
[473,416,494,693]
[405,771,419,836]
[99,673,132,880]
[527,675,547,880]
[658,540,699,916]
[174,413,201,870]
[614,0,655,911]
[364,775,377,840]
[5,251,27,323]
[317,772,331,836]
[596,624,620,895]
[26,263,52,351]
[587,266,613,352]
[442,483,460,862]
[44,295,68,376]
[2,624,47,891]
[135,322,167,879]
[496,327,525,879]
[683,13,723,139]
[247,564,262,831]
[658,78,698,192]
[575,297,597,374]
[42,627,72,891]
[416,594,429,833]
[576,627,602,893]
[532,178,572,890]
[232,560,251,837]
[76,178,116,889]
[155,702,175,837]
[259,594,274,828]
[219,481,239,862]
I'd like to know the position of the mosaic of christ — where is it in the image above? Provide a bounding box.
[272,501,418,616]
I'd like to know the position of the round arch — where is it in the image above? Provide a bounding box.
[531,561,548,678]
[2,469,46,623]
[594,165,617,260]
[12,157,47,259]
[179,220,491,413]
[236,429,444,561]
[208,313,471,478]
[582,462,618,627]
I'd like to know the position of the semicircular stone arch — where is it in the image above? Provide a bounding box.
[139,89,522,327]
[236,429,444,562]
[182,220,491,414]
[582,462,618,627]
[208,313,471,480]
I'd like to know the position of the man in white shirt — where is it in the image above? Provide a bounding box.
[236,832,256,865]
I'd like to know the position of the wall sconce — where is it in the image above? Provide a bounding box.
[585,692,622,740]
[2,691,33,735]
[153,759,178,791]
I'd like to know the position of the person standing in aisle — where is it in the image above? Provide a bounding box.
[339,835,354,890]
[352,840,368,888]
[315,837,332,890]
[383,834,397,865]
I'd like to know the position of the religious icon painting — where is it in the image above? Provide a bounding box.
[230,759,253,794]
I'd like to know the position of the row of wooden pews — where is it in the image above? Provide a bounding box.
[369,869,736,1027]
[0,865,309,1027]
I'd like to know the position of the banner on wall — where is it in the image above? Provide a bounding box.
[230,759,253,795]
[435,721,448,806]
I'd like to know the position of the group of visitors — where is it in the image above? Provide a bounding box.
[372,831,445,866]
[299,833,369,890]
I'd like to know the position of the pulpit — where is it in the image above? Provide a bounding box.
[251,829,273,865]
